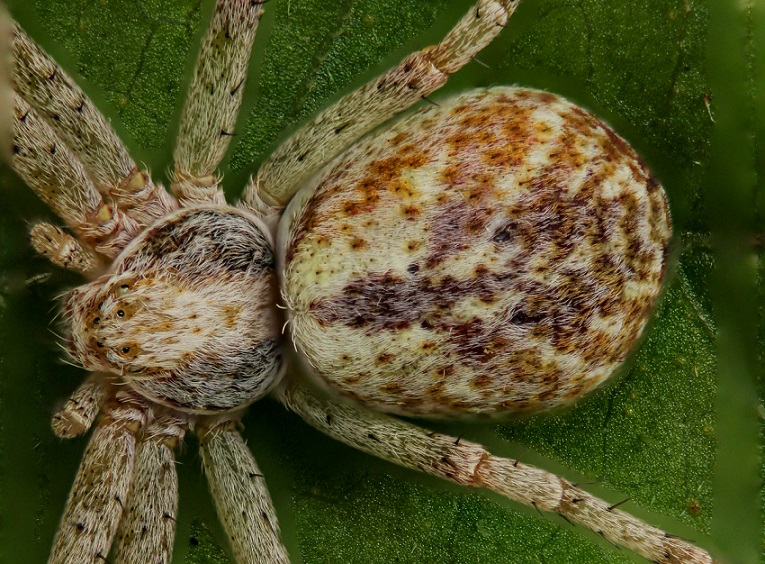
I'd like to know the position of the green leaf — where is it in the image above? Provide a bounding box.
[0,0,760,563]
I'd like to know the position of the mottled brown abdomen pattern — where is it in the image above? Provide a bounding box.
[282,87,671,418]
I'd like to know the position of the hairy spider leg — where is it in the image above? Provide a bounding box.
[11,94,140,258]
[198,420,290,564]
[239,0,520,219]
[112,412,187,564]
[172,0,264,206]
[11,25,178,228]
[49,392,147,564]
[51,373,112,438]
[279,382,714,564]
[29,222,99,275]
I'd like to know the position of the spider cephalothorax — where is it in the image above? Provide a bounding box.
[6,0,713,562]
[65,206,282,413]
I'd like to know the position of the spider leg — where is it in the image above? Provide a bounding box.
[11,24,177,226]
[171,0,264,206]
[12,94,140,257]
[51,373,111,438]
[239,0,520,215]
[197,420,290,564]
[278,382,714,564]
[112,412,187,564]
[49,392,147,564]
[30,222,101,275]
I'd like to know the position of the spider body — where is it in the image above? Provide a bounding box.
[65,206,282,413]
[282,87,671,418]
[5,0,713,562]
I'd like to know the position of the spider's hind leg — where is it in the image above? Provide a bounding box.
[278,382,714,564]
[112,412,187,564]
[171,0,264,206]
[197,419,290,564]
[49,392,147,564]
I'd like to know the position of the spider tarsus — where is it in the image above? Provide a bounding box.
[453,434,463,446]
[220,129,237,137]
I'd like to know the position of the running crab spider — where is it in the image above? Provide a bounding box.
[2,0,714,562]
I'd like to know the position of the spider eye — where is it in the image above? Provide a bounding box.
[117,310,125,317]
[93,317,100,325]
[96,341,104,348]
[121,346,130,354]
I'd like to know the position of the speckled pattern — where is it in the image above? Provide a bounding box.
[65,206,283,413]
[283,87,671,418]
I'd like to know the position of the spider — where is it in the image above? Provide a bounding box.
[2,0,714,562]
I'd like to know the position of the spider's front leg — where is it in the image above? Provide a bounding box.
[11,25,177,226]
[171,0,264,206]
[11,93,140,258]
[198,420,290,564]
[49,392,147,564]
[240,0,520,217]
[279,382,713,564]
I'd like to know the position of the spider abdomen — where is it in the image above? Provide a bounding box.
[281,87,671,418]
